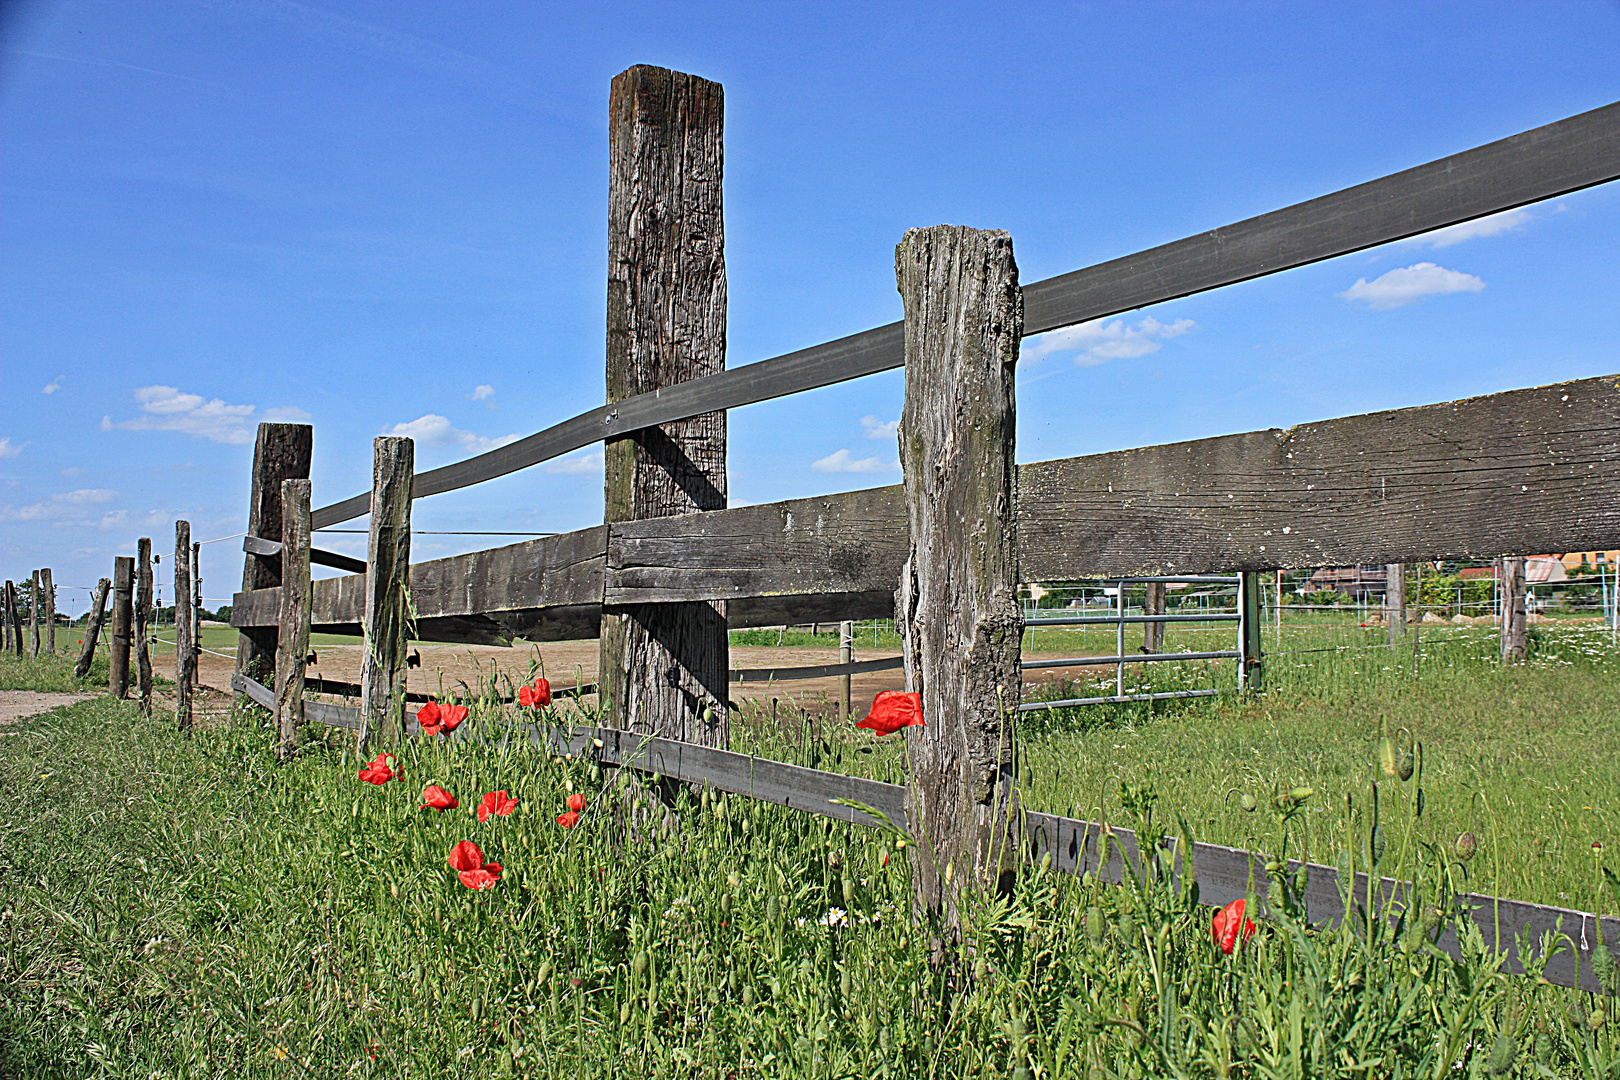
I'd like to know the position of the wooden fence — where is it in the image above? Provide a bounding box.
[219,68,1620,985]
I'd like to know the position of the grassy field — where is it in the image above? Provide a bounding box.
[2,621,1619,1077]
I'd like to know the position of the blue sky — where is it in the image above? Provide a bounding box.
[4,1,1620,616]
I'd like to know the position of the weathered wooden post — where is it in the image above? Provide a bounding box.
[6,582,20,658]
[838,620,854,723]
[0,583,8,654]
[136,539,154,715]
[359,437,413,750]
[28,571,39,658]
[1238,571,1263,692]
[1385,563,1407,642]
[1501,556,1528,662]
[599,65,730,746]
[40,568,55,655]
[1142,581,1165,652]
[236,423,313,683]
[276,479,312,759]
[895,225,1023,927]
[73,578,109,678]
[109,557,134,697]
[175,521,194,731]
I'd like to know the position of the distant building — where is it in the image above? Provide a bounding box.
[1304,566,1387,600]
[1550,551,1620,573]
[1460,558,1568,584]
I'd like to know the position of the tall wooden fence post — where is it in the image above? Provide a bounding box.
[5,581,18,657]
[136,539,153,715]
[1238,571,1264,692]
[236,423,313,684]
[40,568,55,656]
[895,225,1023,928]
[6,581,20,659]
[74,578,109,678]
[359,437,413,751]
[175,521,194,731]
[1385,563,1407,642]
[0,582,8,654]
[276,480,312,759]
[1142,581,1166,653]
[599,65,730,746]
[1501,556,1528,662]
[109,558,134,697]
[28,571,39,658]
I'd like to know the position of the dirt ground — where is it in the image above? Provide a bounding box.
[0,691,95,729]
[192,639,1130,715]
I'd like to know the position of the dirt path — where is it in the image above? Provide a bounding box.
[192,638,1175,715]
[0,691,96,729]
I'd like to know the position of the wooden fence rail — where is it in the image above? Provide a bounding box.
[235,372,1620,645]
[229,670,1617,994]
[307,100,1620,530]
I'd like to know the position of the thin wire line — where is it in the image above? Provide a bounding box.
[198,530,248,545]
[313,530,557,536]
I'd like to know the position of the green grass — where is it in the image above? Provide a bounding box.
[3,625,1620,1077]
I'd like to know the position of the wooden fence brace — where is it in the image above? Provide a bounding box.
[359,437,413,750]
[838,620,853,723]
[109,557,134,698]
[28,570,39,658]
[276,480,312,759]
[1238,571,1263,692]
[895,225,1024,928]
[73,578,109,678]
[136,540,153,715]
[0,581,8,653]
[599,64,731,748]
[40,568,55,656]
[175,521,194,731]
[236,423,313,683]
[1501,555,1528,663]
[1385,563,1407,642]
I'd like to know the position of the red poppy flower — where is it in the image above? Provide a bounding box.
[856,691,924,736]
[556,810,580,829]
[417,701,469,737]
[517,678,552,708]
[566,792,586,813]
[448,840,502,890]
[358,753,396,785]
[477,790,517,823]
[420,785,458,811]
[1211,898,1256,955]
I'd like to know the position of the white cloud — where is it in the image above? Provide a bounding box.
[1409,209,1529,249]
[0,437,26,459]
[468,384,495,403]
[42,375,62,395]
[0,488,119,524]
[812,449,898,474]
[384,414,523,454]
[1339,262,1485,309]
[103,386,311,444]
[860,415,899,440]
[1023,315,1196,366]
[60,466,82,477]
[544,450,604,475]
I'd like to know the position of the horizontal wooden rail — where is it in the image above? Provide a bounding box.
[730,656,905,683]
[228,667,1616,994]
[309,101,1620,529]
[244,535,366,575]
[239,374,1620,643]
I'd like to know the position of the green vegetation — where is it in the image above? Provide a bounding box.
[2,619,1618,1076]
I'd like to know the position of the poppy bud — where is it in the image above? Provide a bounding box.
[619,1001,631,1025]
[1239,793,1257,813]
[840,968,852,1000]
[842,878,856,908]
[1455,832,1478,863]
[537,961,553,983]
[827,851,843,871]
[973,954,989,981]
[631,952,648,977]
[726,872,741,890]
[1377,736,1397,777]
[1397,753,1415,782]
[569,976,583,990]
[742,984,755,1007]
[1289,786,1314,804]
[1086,906,1104,944]
[1371,825,1387,864]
